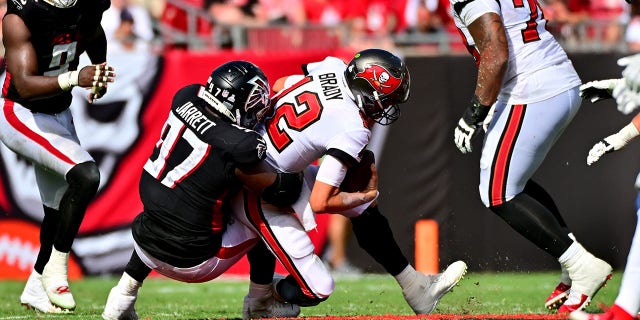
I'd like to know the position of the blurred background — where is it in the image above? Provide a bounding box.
[0,0,638,279]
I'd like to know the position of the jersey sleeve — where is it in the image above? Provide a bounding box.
[452,0,500,26]
[230,132,267,165]
[325,128,370,167]
[305,57,347,75]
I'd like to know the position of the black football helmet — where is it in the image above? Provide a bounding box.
[201,61,270,129]
[344,49,410,125]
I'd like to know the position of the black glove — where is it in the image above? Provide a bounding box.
[454,96,491,154]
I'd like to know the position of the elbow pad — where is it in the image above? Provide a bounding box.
[262,172,303,207]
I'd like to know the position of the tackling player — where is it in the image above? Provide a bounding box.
[0,0,115,313]
[101,61,305,320]
[229,48,468,316]
[450,0,612,313]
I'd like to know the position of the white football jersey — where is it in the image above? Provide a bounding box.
[258,57,370,173]
[451,0,581,105]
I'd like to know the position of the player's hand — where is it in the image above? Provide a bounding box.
[586,124,639,165]
[579,79,621,103]
[618,53,640,93]
[587,139,614,165]
[78,63,115,103]
[454,118,477,154]
[454,97,491,154]
[613,81,640,115]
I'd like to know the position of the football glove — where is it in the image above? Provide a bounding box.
[619,53,640,93]
[454,96,491,154]
[579,79,621,103]
[613,81,640,115]
[587,122,640,165]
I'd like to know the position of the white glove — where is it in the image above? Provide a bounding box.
[587,122,640,165]
[454,118,476,154]
[613,81,640,115]
[579,79,621,103]
[618,53,640,93]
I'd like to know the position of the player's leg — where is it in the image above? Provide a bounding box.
[0,104,97,311]
[102,250,150,320]
[243,242,301,320]
[479,89,611,312]
[350,205,467,314]
[233,189,333,308]
[570,207,640,320]
[20,206,67,313]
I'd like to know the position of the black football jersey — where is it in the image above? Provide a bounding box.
[133,84,267,267]
[3,0,110,113]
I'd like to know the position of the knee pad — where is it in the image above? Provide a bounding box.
[66,161,100,195]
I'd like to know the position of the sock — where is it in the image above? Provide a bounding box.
[248,282,272,298]
[394,265,419,290]
[558,241,583,265]
[45,247,69,273]
[118,272,142,296]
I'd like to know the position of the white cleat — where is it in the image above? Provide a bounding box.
[41,250,76,310]
[102,286,138,320]
[403,260,468,314]
[20,271,71,314]
[242,293,300,320]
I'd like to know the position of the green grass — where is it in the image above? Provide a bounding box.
[0,271,622,319]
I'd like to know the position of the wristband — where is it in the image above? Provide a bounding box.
[617,122,640,144]
[462,95,491,126]
[57,71,79,91]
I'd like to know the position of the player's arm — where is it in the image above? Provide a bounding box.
[235,162,303,207]
[468,12,508,107]
[453,11,508,154]
[85,24,108,65]
[586,111,640,165]
[84,24,111,103]
[2,14,114,101]
[308,155,378,215]
[3,14,66,99]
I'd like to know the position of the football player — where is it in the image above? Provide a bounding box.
[229,48,468,316]
[565,80,640,320]
[0,0,115,313]
[450,0,612,313]
[101,61,304,320]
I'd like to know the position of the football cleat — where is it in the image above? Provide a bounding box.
[102,286,138,320]
[242,291,300,320]
[569,304,637,320]
[20,271,71,314]
[402,260,467,314]
[545,282,571,309]
[41,251,76,310]
[559,253,612,314]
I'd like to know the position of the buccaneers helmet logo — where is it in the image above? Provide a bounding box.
[355,64,402,95]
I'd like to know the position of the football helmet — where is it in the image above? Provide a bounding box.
[200,61,271,129]
[344,49,411,125]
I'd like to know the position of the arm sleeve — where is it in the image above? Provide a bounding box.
[315,155,348,187]
[455,0,500,25]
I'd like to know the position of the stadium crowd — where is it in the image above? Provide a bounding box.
[124,0,640,52]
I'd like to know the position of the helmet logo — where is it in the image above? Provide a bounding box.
[245,76,270,121]
[355,64,401,95]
